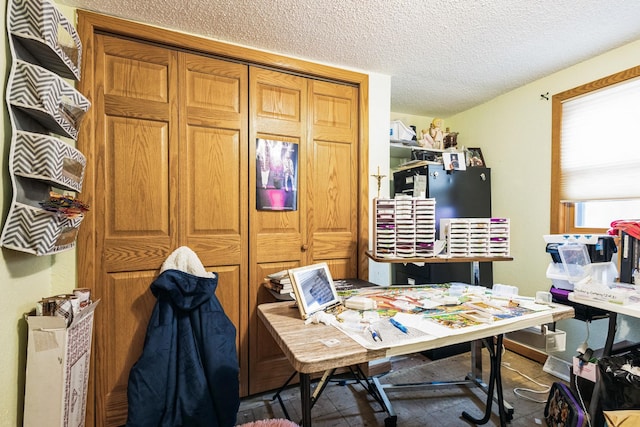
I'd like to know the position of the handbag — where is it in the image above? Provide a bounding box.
[544,382,587,427]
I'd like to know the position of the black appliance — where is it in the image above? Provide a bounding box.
[392,164,493,287]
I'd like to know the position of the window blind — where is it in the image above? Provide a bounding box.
[560,76,640,201]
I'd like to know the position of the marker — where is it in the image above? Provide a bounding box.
[368,326,382,342]
[389,318,408,334]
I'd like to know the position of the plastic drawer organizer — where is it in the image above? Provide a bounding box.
[373,197,437,258]
[1,0,90,255]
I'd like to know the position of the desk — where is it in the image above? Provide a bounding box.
[258,300,574,427]
[568,293,640,426]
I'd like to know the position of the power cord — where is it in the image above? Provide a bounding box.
[573,370,592,427]
[500,346,550,403]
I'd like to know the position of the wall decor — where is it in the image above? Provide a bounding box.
[255,138,298,211]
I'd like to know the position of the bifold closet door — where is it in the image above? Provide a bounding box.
[248,67,359,393]
[84,34,248,425]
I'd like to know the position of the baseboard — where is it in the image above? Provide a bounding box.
[504,337,548,364]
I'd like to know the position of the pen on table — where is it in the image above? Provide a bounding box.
[389,318,408,334]
[368,326,382,342]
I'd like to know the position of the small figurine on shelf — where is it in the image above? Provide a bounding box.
[429,118,445,149]
[419,128,435,148]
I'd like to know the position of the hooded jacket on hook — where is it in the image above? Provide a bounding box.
[126,247,239,427]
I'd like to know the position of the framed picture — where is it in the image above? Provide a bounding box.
[467,147,485,167]
[288,262,340,319]
[442,152,466,171]
[256,139,298,211]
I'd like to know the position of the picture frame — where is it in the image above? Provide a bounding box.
[442,151,466,171]
[288,262,341,319]
[256,139,299,211]
[467,147,485,167]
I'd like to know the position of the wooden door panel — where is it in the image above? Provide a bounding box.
[180,54,248,265]
[308,81,358,276]
[179,52,249,393]
[186,127,240,232]
[311,140,355,232]
[101,38,170,102]
[106,117,170,235]
[93,35,180,426]
[207,265,242,352]
[249,68,308,392]
[248,262,298,394]
[101,271,156,426]
[98,36,179,275]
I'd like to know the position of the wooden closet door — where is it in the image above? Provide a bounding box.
[248,67,308,393]
[248,69,359,393]
[91,35,179,426]
[84,35,247,426]
[177,52,249,393]
[307,80,359,277]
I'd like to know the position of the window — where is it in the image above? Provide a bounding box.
[551,66,640,234]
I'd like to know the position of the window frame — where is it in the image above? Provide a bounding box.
[550,65,640,234]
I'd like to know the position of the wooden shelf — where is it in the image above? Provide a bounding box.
[366,250,513,264]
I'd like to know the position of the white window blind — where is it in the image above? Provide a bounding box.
[560,76,640,201]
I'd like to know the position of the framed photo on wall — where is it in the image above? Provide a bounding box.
[467,147,485,167]
[256,139,299,211]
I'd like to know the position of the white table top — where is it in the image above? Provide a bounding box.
[568,292,640,319]
[258,299,574,373]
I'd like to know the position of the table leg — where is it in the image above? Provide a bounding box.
[462,335,507,426]
[588,312,618,427]
[300,372,312,427]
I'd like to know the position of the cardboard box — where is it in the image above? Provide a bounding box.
[23,301,99,427]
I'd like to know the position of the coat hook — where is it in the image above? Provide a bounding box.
[540,92,549,101]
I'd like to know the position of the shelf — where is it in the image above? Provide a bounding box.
[366,250,513,264]
[12,130,86,192]
[390,142,445,158]
[0,201,84,255]
[9,0,82,79]
[9,60,90,140]
[2,0,89,256]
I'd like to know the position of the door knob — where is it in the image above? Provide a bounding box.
[301,244,309,251]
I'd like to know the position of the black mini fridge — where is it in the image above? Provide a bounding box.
[393,164,493,359]
[392,164,493,287]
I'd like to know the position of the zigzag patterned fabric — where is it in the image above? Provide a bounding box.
[2,0,89,255]
[1,203,82,255]
[9,60,90,140]
[13,131,86,192]
[9,0,82,79]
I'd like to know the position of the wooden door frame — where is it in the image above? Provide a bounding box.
[77,10,369,426]
[77,9,369,287]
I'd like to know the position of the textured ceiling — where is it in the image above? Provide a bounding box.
[60,0,640,117]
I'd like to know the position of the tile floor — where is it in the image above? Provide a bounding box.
[236,349,569,427]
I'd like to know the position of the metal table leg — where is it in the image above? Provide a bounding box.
[462,334,507,426]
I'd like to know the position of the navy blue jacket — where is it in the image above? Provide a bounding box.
[126,269,239,427]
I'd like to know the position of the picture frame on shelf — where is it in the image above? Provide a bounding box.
[442,152,466,171]
[467,147,485,167]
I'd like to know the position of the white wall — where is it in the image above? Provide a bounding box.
[367,73,392,285]
[447,38,640,297]
[447,38,640,360]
